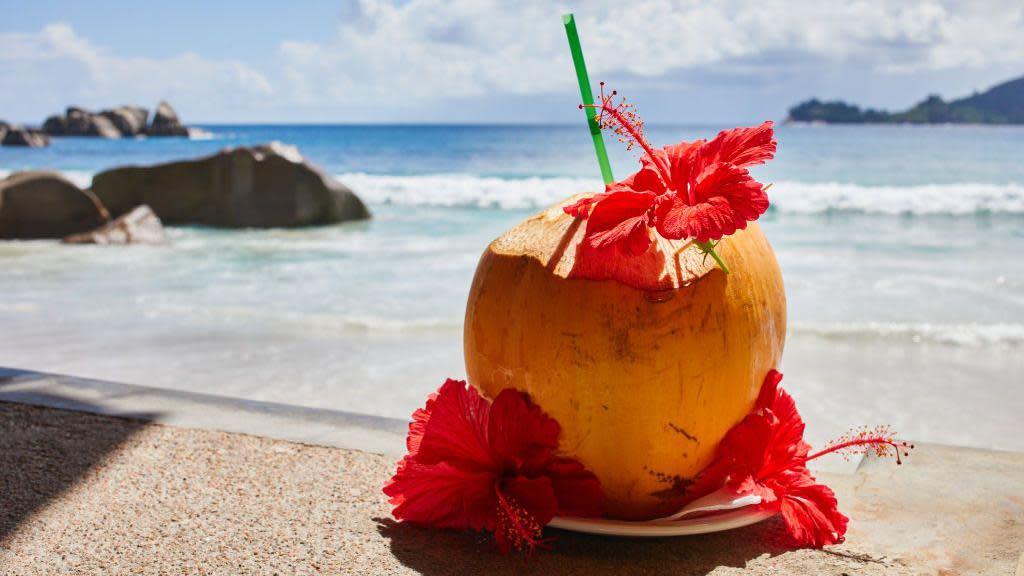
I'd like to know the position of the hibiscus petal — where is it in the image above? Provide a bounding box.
[654,163,768,242]
[563,194,602,218]
[755,369,784,412]
[542,458,604,518]
[588,215,651,254]
[662,140,704,187]
[717,411,776,479]
[636,150,671,194]
[654,195,737,242]
[775,473,849,548]
[584,189,657,255]
[408,379,495,470]
[383,458,497,531]
[487,388,560,471]
[501,476,560,528]
[701,121,777,168]
[762,387,812,472]
[692,163,767,213]
[730,475,778,507]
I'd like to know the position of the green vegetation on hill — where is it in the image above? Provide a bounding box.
[788,75,1024,124]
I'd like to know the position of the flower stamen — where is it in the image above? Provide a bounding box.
[806,425,914,465]
[582,83,672,183]
[494,486,551,554]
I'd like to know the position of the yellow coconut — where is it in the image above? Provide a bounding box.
[463,195,786,520]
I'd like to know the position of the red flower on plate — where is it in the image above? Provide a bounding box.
[684,371,912,548]
[565,85,776,265]
[383,379,603,553]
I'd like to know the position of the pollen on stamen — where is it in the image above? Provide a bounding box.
[808,425,914,465]
[494,489,552,554]
[580,83,651,157]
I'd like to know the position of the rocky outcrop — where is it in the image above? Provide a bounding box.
[43,106,121,138]
[42,102,191,138]
[1,126,50,148]
[146,101,189,136]
[0,121,7,142]
[91,143,370,228]
[63,205,167,245]
[89,115,121,138]
[0,172,104,238]
[99,106,148,136]
[41,114,67,134]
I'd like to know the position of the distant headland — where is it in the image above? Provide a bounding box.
[787,75,1024,125]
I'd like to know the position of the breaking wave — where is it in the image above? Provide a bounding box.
[4,168,1022,216]
[338,172,1024,215]
[0,169,93,189]
[790,322,1024,348]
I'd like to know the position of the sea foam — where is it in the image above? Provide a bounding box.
[338,172,602,211]
[770,181,1024,215]
[790,322,1024,348]
[337,172,1024,216]
[0,169,94,189]
[4,168,1023,216]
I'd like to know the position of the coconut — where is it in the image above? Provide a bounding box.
[463,195,786,520]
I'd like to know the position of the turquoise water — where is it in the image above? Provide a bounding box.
[1,124,1022,451]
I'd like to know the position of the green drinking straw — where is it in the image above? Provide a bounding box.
[562,13,730,274]
[563,14,614,186]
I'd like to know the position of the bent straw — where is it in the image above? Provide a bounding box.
[563,14,614,186]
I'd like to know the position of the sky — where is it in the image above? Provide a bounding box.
[1,0,1022,124]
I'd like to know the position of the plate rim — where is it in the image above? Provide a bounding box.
[547,507,776,537]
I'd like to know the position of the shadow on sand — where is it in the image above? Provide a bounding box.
[377,515,792,576]
[0,384,156,540]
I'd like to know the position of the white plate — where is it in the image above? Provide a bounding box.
[547,486,776,537]
[548,508,775,537]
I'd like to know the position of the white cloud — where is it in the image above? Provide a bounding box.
[273,0,1024,108]
[1,2,1021,122]
[0,23,272,121]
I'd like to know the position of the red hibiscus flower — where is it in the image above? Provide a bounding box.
[565,85,776,268]
[564,181,658,256]
[383,379,603,553]
[684,371,911,548]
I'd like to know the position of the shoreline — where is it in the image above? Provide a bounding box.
[2,314,1022,455]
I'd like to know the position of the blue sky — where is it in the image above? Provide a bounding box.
[1,0,1022,124]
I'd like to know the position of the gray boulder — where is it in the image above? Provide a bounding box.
[91,143,370,228]
[63,204,167,245]
[2,126,50,148]
[99,106,148,136]
[146,101,189,136]
[42,114,68,135]
[88,114,121,138]
[0,171,105,238]
[64,107,94,135]
[43,106,122,138]
[0,120,7,142]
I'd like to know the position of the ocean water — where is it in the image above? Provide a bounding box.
[1,124,1022,451]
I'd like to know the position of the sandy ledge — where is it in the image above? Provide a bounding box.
[1,401,1021,575]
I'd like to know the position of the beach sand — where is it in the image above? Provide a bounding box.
[1,401,1021,575]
